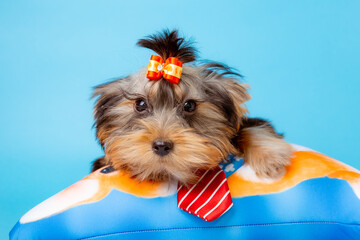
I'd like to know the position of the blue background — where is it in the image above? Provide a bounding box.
[1,0,359,238]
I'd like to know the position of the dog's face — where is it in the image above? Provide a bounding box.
[93,30,250,184]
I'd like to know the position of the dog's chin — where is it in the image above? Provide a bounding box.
[106,137,226,184]
[109,152,224,185]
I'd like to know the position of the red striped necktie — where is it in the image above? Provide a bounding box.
[177,166,233,222]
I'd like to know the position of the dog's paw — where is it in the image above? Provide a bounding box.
[245,138,292,179]
[238,125,293,179]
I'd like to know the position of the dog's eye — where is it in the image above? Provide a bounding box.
[134,99,148,112]
[183,100,196,113]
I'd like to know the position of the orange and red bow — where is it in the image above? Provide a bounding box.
[146,55,183,84]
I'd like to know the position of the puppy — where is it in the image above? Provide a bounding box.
[91,30,292,184]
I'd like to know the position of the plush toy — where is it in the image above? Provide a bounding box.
[10,145,360,239]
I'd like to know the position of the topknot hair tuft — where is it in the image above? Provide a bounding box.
[136,29,197,63]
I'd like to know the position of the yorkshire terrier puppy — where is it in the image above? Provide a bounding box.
[91,30,292,184]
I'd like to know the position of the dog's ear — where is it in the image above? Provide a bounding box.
[221,78,250,130]
[92,78,130,148]
[201,63,250,131]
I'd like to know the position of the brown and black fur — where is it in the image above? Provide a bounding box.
[91,29,292,184]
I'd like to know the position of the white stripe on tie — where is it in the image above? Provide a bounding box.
[177,169,209,208]
[220,202,233,217]
[185,170,223,211]
[203,190,231,219]
[194,178,227,214]
[195,179,226,214]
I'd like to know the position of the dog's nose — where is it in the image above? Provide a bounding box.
[152,140,173,156]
